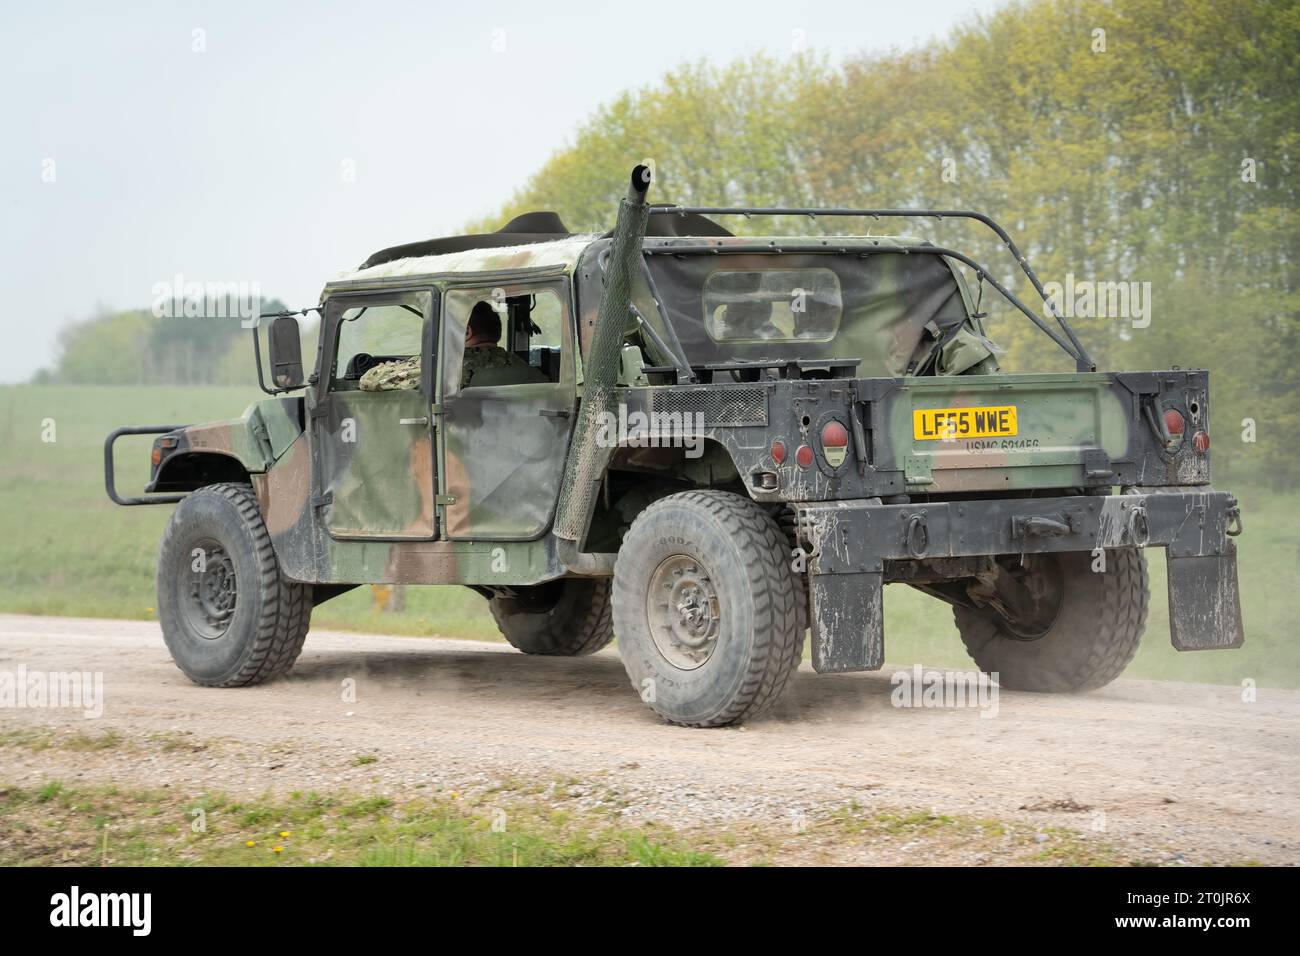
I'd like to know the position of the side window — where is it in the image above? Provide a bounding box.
[330,300,426,391]
[525,293,563,349]
[443,283,571,393]
[520,291,564,382]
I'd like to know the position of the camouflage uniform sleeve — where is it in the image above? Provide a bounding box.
[359,356,421,391]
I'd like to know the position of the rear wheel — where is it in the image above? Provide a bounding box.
[612,491,804,727]
[489,578,615,656]
[953,549,1148,692]
[156,483,311,686]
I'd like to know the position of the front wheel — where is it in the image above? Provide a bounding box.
[612,491,805,727]
[953,548,1148,692]
[156,483,312,686]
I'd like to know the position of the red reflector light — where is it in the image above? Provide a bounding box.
[795,444,814,469]
[1164,408,1185,436]
[1193,431,1210,453]
[771,440,786,464]
[821,421,849,448]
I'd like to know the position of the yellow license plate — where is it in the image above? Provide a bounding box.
[913,405,1018,441]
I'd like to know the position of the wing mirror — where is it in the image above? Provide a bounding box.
[268,315,304,389]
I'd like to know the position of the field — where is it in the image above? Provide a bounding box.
[1,384,1296,687]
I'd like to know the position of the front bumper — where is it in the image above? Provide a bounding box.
[794,490,1244,673]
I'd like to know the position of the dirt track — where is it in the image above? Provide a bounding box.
[1,614,1297,864]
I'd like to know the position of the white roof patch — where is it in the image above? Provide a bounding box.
[334,235,600,284]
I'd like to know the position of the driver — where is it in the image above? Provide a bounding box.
[461,300,527,388]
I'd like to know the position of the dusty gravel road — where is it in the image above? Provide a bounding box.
[1,613,1297,865]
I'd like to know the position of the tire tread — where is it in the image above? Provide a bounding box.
[615,490,804,727]
[159,482,311,686]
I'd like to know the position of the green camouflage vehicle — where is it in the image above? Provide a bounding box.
[106,166,1244,727]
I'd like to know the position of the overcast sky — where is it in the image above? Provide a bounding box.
[0,0,1003,383]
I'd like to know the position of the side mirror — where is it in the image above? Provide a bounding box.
[268,315,304,389]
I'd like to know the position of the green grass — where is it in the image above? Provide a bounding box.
[0,776,1158,866]
[1,384,1296,686]
[0,780,724,867]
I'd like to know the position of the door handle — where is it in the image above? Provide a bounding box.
[538,409,571,419]
[399,417,430,426]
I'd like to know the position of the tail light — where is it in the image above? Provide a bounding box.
[770,439,787,465]
[1193,431,1210,453]
[820,420,849,468]
[1164,408,1185,436]
[795,444,814,469]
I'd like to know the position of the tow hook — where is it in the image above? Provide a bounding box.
[1126,504,1150,547]
[904,511,929,558]
[1225,504,1243,537]
[1011,514,1072,539]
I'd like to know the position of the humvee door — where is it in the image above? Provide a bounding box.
[312,289,438,539]
[439,279,577,540]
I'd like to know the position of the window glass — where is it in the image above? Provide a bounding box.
[702,268,842,343]
[331,302,424,388]
[526,291,563,350]
[444,285,569,391]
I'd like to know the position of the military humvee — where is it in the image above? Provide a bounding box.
[106,166,1244,727]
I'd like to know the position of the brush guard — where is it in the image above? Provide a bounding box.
[104,425,187,505]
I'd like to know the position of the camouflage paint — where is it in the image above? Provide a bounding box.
[147,397,303,490]
[438,278,577,541]
[335,236,597,286]
[138,222,1228,628]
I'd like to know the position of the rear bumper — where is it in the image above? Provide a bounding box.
[794,490,1244,673]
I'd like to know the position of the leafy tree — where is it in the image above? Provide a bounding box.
[476,0,1297,480]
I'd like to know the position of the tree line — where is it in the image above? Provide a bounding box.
[37,300,296,389]
[43,0,1296,480]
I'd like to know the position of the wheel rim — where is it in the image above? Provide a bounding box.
[647,554,720,670]
[180,537,238,640]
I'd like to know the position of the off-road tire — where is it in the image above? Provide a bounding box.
[953,548,1148,692]
[612,490,805,727]
[489,579,615,656]
[156,482,312,686]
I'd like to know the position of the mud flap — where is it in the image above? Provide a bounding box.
[1167,542,1244,650]
[809,570,884,673]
